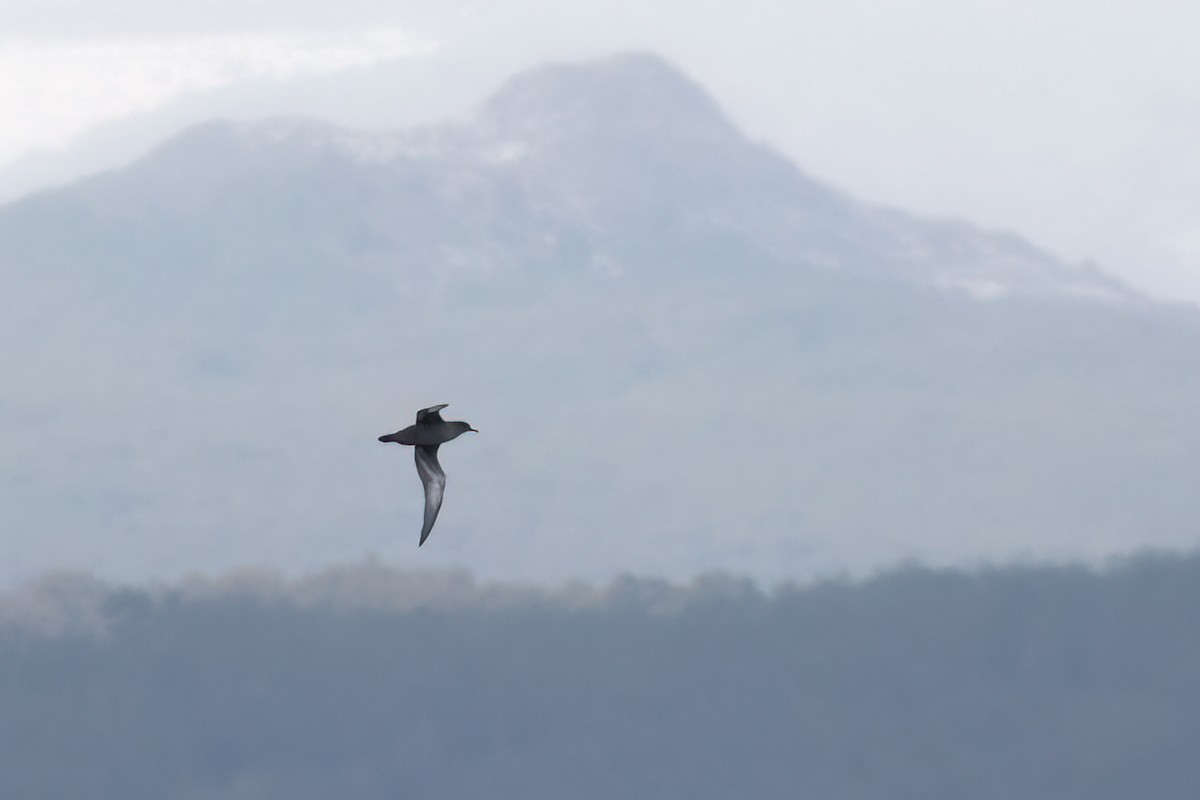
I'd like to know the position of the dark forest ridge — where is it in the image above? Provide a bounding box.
[2,552,1198,797]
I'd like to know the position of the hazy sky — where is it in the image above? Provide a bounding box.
[3,1,1198,302]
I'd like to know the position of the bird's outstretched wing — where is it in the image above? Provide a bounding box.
[414,444,446,546]
[416,404,449,425]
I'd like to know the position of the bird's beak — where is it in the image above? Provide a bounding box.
[469,427,479,433]
[378,432,402,443]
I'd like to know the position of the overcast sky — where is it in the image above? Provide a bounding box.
[3,1,1198,302]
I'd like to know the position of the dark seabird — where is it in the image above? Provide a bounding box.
[378,404,477,546]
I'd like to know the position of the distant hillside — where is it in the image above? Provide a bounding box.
[1,52,1199,584]
[2,554,1199,798]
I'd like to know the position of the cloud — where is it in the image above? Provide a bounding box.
[0,0,457,39]
[0,28,438,164]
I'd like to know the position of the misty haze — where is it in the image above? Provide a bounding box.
[1,40,1198,799]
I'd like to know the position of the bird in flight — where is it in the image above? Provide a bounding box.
[378,404,477,546]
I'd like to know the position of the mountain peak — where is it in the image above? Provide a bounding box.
[477,51,739,142]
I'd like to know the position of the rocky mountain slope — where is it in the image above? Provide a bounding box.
[1,52,1197,584]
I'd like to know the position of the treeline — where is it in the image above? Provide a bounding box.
[1,553,1199,799]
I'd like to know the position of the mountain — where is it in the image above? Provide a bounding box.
[1,52,1198,585]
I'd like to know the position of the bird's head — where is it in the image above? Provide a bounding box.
[451,421,478,438]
